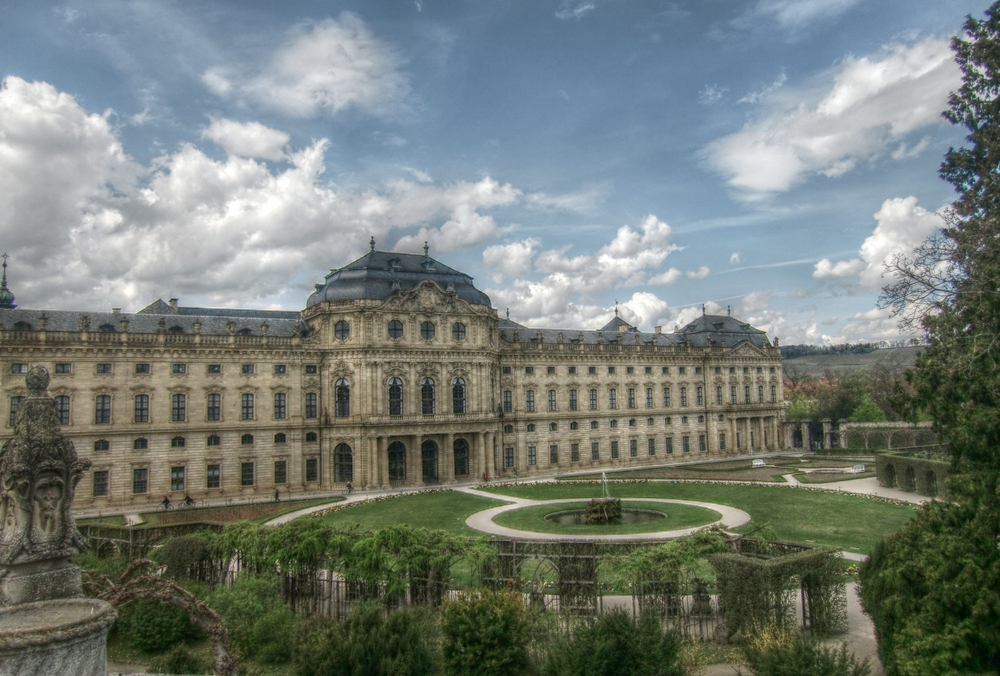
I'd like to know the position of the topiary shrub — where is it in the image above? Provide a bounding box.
[439,588,532,676]
[739,625,870,676]
[207,574,298,664]
[542,608,684,676]
[115,598,197,654]
[292,603,439,676]
[159,535,211,580]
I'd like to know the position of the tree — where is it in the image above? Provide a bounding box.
[862,4,1000,673]
[848,394,887,423]
[439,588,532,676]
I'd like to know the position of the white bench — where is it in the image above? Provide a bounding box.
[752,459,766,468]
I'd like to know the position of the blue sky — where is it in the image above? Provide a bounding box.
[0,0,984,343]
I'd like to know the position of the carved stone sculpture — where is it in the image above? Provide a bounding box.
[0,365,116,675]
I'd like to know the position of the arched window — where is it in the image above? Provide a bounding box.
[335,379,350,418]
[454,438,470,476]
[420,321,435,340]
[503,424,514,434]
[570,421,579,430]
[94,439,109,451]
[207,435,220,446]
[274,432,287,444]
[388,378,403,415]
[388,441,406,482]
[133,437,148,450]
[388,319,403,339]
[334,320,350,340]
[171,436,185,448]
[306,431,318,442]
[452,378,466,414]
[168,325,184,334]
[421,378,435,415]
[241,433,254,445]
[335,443,353,482]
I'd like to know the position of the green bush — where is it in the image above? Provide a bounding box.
[207,574,298,664]
[439,588,532,676]
[542,609,684,676]
[159,535,211,580]
[115,598,196,654]
[739,626,870,676]
[147,643,212,675]
[292,603,438,676]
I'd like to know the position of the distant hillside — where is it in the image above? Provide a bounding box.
[782,346,924,378]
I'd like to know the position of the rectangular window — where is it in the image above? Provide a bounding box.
[719,432,727,451]
[525,390,535,413]
[679,367,686,375]
[745,386,751,404]
[630,439,638,457]
[695,367,702,374]
[549,444,559,465]
[241,393,254,420]
[589,389,598,410]
[93,471,109,497]
[132,468,148,494]
[55,395,70,425]
[662,366,669,374]
[9,396,23,426]
[716,387,723,405]
[571,443,580,462]
[591,442,600,460]
[608,388,617,409]
[274,364,287,375]
[10,363,27,374]
[683,435,690,453]
[610,440,619,459]
[171,393,186,422]
[731,386,737,404]
[305,365,318,374]
[502,366,511,374]
[771,385,777,403]
[588,366,597,375]
[305,458,318,482]
[527,445,537,465]
[548,389,557,412]
[274,460,288,484]
[648,438,656,455]
[504,447,514,468]
[207,393,221,421]
[568,366,577,374]
[207,364,221,374]
[170,466,185,492]
[699,434,707,452]
[525,366,534,374]
[55,363,72,374]
[94,395,111,424]
[646,387,653,408]
[663,387,671,407]
[274,392,287,419]
[503,390,512,413]
[305,392,318,419]
[135,363,150,374]
[569,389,578,411]
[627,388,636,409]
[134,395,149,423]
[680,387,687,407]
[666,437,673,454]
[608,366,616,375]
[758,385,765,403]
[547,366,555,374]
[207,464,221,489]
[241,462,255,486]
[96,363,112,374]
[172,363,186,374]
[696,387,704,406]
[241,364,255,375]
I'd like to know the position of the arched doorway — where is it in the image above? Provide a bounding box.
[422,439,439,484]
[334,443,353,483]
[925,470,938,497]
[388,441,407,483]
[902,465,916,491]
[883,464,896,488]
[454,438,470,477]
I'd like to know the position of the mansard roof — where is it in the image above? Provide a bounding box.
[307,249,492,308]
[499,313,772,349]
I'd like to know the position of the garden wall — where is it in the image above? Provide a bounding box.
[876,451,950,499]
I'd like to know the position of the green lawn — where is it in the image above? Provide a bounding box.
[313,491,508,535]
[482,483,916,554]
[492,500,721,535]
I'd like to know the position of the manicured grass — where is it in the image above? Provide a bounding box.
[138,497,340,527]
[482,483,916,554]
[492,500,721,535]
[313,490,509,535]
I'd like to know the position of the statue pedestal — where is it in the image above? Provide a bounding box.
[0,598,116,676]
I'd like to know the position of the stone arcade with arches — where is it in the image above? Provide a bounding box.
[0,244,784,507]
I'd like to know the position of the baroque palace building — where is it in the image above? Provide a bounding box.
[0,244,785,508]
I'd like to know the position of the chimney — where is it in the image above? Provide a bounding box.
[654,326,662,334]
[169,298,178,309]
[112,307,121,314]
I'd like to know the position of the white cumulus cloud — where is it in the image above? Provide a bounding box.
[202,119,290,160]
[704,37,958,197]
[203,14,410,118]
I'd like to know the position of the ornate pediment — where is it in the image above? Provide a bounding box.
[381,280,469,315]
[330,360,354,380]
[726,341,765,358]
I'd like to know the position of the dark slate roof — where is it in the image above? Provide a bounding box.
[307,250,492,308]
[0,305,308,337]
[498,314,772,349]
[599,316,637,332]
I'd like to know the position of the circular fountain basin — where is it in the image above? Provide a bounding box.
[544,508,667,526]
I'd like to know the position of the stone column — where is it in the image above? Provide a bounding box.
[444,433,455,484]
[411,434,423,486]
[477,432,486,480]
[378,436,389,489]
[485,431,496,477]
[821,419,832,450]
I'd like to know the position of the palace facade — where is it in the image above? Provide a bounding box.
[0,246,785,508]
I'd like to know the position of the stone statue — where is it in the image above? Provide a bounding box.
[0,366,89,570]
[0,365,116,676]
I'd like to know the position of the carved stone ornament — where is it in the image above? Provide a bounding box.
[0,366,90,567]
